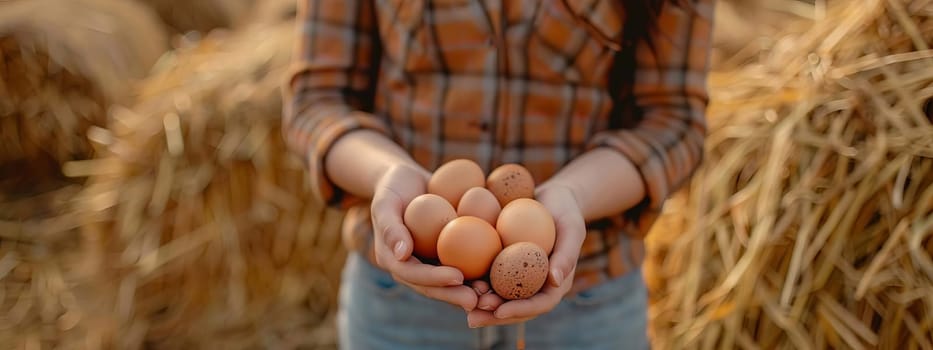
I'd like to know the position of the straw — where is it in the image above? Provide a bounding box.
[645,0,933,348]
[0,0,166,191]
[71,21,346,348]
[0,0,166,348]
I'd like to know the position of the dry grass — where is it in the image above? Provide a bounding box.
[0,184,91,350]
[69,22,344,349]
[0,1,166,348]
[0,0,166,193]
[647,0,933,348]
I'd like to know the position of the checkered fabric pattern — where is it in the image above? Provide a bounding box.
[284,0,713,294]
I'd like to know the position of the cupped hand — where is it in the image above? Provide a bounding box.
[371,164,479,311]
[467,185,586,328]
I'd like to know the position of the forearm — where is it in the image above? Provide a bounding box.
[539,148,647,222]
[325,129,425,199]
[547,0,712,224]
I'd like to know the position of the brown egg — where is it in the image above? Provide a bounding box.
[490,242,549,300]
[496,198,555,254]
[486,163,535,206]
[457,187,501,226]
[428,159,486,207]
[403,194,458,259]
[436,216,502,280]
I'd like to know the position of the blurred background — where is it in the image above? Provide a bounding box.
[0,0,930,349]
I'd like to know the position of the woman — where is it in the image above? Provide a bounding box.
[284,0,713,348]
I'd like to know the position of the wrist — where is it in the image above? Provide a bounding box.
[325,128,426,199]
[538,148,647,221]
[376,162,430,193]
[535,180,583,212]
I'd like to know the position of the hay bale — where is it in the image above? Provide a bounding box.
[72,21,345,349]
[0,185,91,350]
[0,0,167,193]
[645,0,814,316]
[649,0,933,348]
[0,1,166,348]
[136,0,255,36]
[710,0,815,68]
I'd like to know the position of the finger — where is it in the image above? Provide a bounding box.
[494,267,575,319]
[491,289,560,320]
[389,258,464,287]
[371,193,413,262]
[471,280,491,296]
[403,282,478,312]
[467,310,532,328]
[546,212,586,287]
[477,292,505,311]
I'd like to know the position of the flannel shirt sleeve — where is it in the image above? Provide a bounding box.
[588,0,713,236]
[283,0,391,209]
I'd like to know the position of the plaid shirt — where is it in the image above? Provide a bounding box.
[284,0,713,295]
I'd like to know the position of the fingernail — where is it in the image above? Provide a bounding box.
[494,310,508,319]
[479,304,494,311]
[449,279,464,286]
[551,268,563,287]
[468,321,479,329]
[393,241,406,260]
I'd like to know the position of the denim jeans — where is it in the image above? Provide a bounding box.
[337,252,649,350]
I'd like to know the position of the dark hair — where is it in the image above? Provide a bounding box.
[622,0,668,48]
[623,0,694,50]
[608,0,690,129]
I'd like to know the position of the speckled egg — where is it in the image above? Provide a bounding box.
[486,163,535,207]
[489,242,549,300]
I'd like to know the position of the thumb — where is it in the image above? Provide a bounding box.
[372,191,414,262]
[548,250,577,288]
[547,213,585,288]
[382,223,413,261]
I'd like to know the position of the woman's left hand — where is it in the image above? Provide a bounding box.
[466,184,587,328]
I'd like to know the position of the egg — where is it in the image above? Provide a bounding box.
[486,163,535,206]
[428,159,486,207]
[496,198,555,254]
[490,242,549,300]
[457,187,501,226]
[403,194,458,259]
[436,216,502,280]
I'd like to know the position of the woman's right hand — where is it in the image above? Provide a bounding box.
[370,164,479,312]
